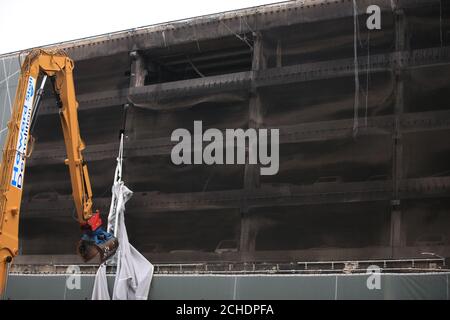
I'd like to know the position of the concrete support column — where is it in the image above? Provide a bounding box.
[125,51,147,141]
[391,9,407,256]
[240,33,267,259]
[276,39,282,68]
[130,51,146,87]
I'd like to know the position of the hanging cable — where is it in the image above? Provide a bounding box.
[187,57,205,78]
[352,0,360,137]
[220,20,253,50]
[365,31,371,127]
[108,103,128,237]
[440,0,443,47]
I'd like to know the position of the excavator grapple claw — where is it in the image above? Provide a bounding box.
[77,225,119,263]
[77,237,119,263]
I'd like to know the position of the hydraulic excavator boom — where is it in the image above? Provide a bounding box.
[0,49,118,295]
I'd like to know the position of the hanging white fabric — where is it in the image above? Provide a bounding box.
[111,182,153,299]
[92,264,110,299]
[92,134,154,300]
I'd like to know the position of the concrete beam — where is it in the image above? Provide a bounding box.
[229,245,450,264]
[20,0,436,62]
[11,250,450,267]
[39,71,251,115]
[21,177,450,216]
[38,46,450,115]
[256,47,450,87]
[26,109,450,167]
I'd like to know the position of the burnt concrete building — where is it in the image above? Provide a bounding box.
[1,0,450,269]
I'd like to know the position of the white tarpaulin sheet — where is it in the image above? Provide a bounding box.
[92,264,109,298]
[92,135,154,300]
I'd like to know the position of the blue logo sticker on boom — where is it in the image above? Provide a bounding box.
[11,76,35,189]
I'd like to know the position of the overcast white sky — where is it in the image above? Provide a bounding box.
[0,0,284,55]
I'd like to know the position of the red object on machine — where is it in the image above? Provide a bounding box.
[87,211,103,231]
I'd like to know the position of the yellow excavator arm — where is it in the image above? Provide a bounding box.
[0,49,118,295]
